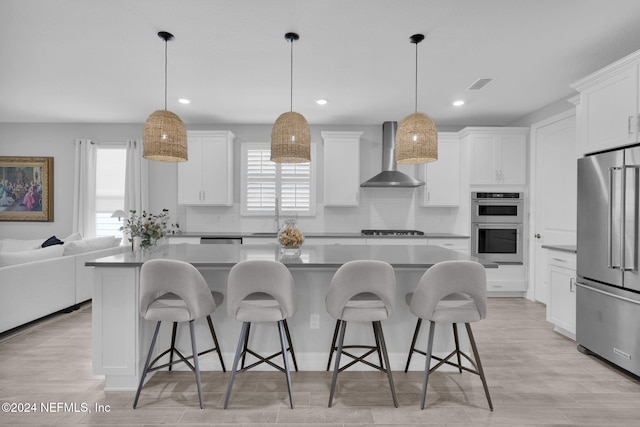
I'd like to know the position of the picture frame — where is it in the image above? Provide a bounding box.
[0,156,54,222]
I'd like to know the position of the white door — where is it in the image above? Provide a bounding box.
[531,111,577,303]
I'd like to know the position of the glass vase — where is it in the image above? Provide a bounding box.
[277,218,304,257]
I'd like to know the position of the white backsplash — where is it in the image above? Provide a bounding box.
[180,188,467,235]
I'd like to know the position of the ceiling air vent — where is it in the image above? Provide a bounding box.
[466,78,493,91]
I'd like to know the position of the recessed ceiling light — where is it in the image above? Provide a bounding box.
[453,100,465,107]
[315,99,328,105]
[178,98,191,104]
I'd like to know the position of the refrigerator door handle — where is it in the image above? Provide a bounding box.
[609,166,622,269]
[624,165,640,272]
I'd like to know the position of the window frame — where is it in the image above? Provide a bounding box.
[240,142,317,217]
[95,142,127,238]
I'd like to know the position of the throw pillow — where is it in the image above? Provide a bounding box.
[41,235,64,248]
[0,238,44,252]
[63,236,118,256]
[0,245,65,267]
[62,232,82,242]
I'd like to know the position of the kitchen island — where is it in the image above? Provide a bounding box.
[87,243,496,390]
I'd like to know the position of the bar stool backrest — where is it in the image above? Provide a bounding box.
[410,260,487,322]
[227,259,296,321]
[326,260,396,320]
[140,259,216,321]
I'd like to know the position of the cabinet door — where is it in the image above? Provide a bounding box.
[581,66,639,154]
[549,265,576,336]
[470,135,499,185]
[322,132,362,206]
[421,134,460,206]
[202,134,233,206]
[178,137,204,205]
[499,134,527,185]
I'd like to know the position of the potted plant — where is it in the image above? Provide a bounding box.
[122,209,178,250]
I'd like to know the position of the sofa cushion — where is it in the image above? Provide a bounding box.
[63,236,118,256]
[0,238,44,252]
[0,245,65,267]
[62,232,82,242]
[41,236,64,248]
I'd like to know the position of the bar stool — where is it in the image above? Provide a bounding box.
[133,259,226,409]
[224,259,297,409]
[404,260,493,410]
[325,260,398,408]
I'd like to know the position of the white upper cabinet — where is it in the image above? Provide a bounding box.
[419,133,460,206]
[461,127,528,186]
[178,130,235,206]
[572,50,640,155]
[322,131,362,207]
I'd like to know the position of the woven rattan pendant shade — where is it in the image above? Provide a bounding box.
[143,31,188,162]
[271,111,311,163]
[396,33,437,164]
[271,32,310,163]
[143,110,188,162]
[396,112,438,163]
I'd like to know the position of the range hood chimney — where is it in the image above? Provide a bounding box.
[360,121,424,187]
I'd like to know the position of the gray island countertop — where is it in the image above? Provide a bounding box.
[168,232,469,240]
[86,243,495,269]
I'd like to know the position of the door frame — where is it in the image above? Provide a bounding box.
[527,108,577,302]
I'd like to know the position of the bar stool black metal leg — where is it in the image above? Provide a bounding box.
[404,318,422,372]
[188,320,204,409]
[328,320,347,407]
[225,322,250,409]
[241,322,251,369]
[168,322,178,371]
[282,319,298,372]
[206,315,226,372]
[420,321,436,410]
[452,323,463,374]
[133,320,161,409]
[326,320,341,371]
[374,321,398,408]
[466,323,493,411]
[278,320,295,409]
[373,322,384,369]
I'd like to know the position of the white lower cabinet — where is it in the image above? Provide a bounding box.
[486,264,526,293]
[426,238,469,254]
[546,250,576,338]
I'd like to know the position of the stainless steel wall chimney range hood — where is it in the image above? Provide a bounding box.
[360,121,424,187]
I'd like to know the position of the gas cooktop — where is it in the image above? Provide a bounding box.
[361,229,425,236]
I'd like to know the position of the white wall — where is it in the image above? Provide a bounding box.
[0,122,466,240]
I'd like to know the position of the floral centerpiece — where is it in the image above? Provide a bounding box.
[122,209,178,249]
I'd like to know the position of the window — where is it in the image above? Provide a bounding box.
[95,145,126,237]
[241,142,316,216]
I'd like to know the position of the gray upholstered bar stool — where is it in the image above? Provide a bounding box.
[325,260,398,408]
[133,259,226,409]
[224,259,297,409]
[404,260,493,410]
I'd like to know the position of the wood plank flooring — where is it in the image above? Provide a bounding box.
[1,297,640,426]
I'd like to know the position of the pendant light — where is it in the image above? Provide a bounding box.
[271,32,311,163]
[396,34,438,164]
[143,31,188,162]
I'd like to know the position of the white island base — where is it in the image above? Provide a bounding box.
[89,244,496,390]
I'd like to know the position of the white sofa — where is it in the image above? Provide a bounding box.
[0,235,128,334]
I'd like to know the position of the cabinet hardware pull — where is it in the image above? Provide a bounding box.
[569,277,575,292]
[552,257,567,262]
[629,116,634,135]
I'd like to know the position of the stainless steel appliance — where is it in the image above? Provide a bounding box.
[470,192,524,264]
[361,229,424,236]
[577,147,640,377]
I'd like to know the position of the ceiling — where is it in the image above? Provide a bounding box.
[3,0,640,127]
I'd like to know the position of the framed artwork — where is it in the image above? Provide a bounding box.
[0,156,53,222]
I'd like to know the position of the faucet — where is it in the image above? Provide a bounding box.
[274,197,280,231]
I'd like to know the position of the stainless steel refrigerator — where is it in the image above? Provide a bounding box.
[577,146,640,376]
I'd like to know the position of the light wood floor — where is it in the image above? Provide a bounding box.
[1,298,640,426]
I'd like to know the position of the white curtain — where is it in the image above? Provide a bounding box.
[124,139,148,216]
[72,139,97,238]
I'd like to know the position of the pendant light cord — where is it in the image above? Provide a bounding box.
[414,40,418,113]
[164,38,168,111]
[289,37,294,113]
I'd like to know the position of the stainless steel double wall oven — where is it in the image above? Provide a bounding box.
[471,192,524,264]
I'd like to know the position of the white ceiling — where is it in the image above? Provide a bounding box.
[3,0,640,127]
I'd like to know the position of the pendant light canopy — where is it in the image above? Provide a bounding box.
[271,32,311,163]
[143,31,188,162]
[396,34,438,164]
